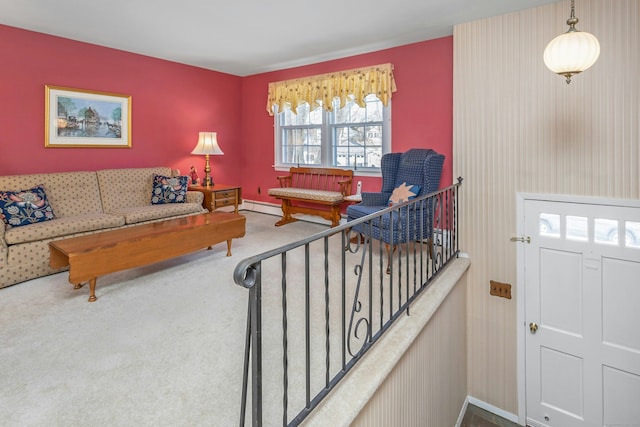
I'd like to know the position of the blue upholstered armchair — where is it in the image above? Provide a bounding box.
[346,149,445,271]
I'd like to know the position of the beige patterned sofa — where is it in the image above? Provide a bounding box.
[0,167,206,288]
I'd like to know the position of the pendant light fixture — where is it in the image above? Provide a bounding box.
[543,0,600,84]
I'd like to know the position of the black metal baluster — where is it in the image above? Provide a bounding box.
[251,263,263,427]
[341,230,347,370]
[240,291,251,427]
[324,237,330,388]
[305,244,311,410]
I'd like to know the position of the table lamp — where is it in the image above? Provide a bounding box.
[191,132,224,188]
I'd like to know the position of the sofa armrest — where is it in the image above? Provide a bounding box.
[0,223,6,269]
[186,190,204,205]
[360,192,390,206]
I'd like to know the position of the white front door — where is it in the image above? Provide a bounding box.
[522,196,640,427]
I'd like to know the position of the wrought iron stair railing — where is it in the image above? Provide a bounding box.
[234,177,463,426]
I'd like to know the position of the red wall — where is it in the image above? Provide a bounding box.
[0,24,242,183]
[241,37,453,202]
[0,24,453,202]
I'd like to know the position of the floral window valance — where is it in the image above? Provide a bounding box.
[266,63,397,116]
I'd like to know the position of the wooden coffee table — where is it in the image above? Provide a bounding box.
[49,212,246,302]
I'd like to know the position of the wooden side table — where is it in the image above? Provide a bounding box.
[188,184,242,213]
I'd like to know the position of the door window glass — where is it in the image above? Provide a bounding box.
[594,218,619,245]
[540,213,560,238]
[566,216,588,241]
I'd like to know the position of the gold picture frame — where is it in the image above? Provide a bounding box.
[45,85,131,148]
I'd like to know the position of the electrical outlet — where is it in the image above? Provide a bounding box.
[490,280,512,299]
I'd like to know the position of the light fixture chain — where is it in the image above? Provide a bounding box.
[567,0,578,31]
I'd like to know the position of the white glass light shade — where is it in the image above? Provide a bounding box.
[191,131,224,155]
[544,30,600,83]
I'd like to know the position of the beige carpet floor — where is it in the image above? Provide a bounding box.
[0,212,333,427]
[1,210,436,427]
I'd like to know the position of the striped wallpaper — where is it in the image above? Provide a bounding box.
[453,0,639,414]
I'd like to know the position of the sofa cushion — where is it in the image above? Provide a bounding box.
[0,171,103,218]
[97,167,174,212]
[108,203,204,225]
[268,188,344,203]
[3,213,125,245]
[151,174,188,204]
[0,185,56,228]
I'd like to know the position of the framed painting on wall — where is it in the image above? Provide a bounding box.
[45,85,131,148]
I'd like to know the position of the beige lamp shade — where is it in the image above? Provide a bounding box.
[191,132,224,155]
[191,132,223,187]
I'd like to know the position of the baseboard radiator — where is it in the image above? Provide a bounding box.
[234,179,464,426]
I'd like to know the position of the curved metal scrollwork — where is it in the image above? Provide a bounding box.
[431,194,444,270]
[347,231,371,357]
[345,228,364,254]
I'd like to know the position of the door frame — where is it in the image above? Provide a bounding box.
[515,192,640,425]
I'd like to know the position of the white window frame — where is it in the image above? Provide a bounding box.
[273,96,391,176]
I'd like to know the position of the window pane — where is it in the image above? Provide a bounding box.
[539,213,560,237]
[332,125,383,168]
[281,102,322,126]
[281,128,321,165]
[309,104,323,125]
[594,218,618,245]
[331,95,384,168]
[566,216,588,241]
[333,94,383,124]
[626,221,640,248]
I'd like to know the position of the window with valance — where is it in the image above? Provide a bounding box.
[266,63,397,115]
[268,63,396,172]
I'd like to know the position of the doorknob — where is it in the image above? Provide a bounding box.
[529,322,538,334]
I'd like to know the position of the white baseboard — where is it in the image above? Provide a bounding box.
[455,396,519,426]
[238,200,281,217]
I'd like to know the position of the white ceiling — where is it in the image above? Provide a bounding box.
[0,0,560,76]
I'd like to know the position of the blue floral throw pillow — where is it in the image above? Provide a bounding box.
[151,174,188,204]
[0,185,56,228]
[388,182,421,206]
